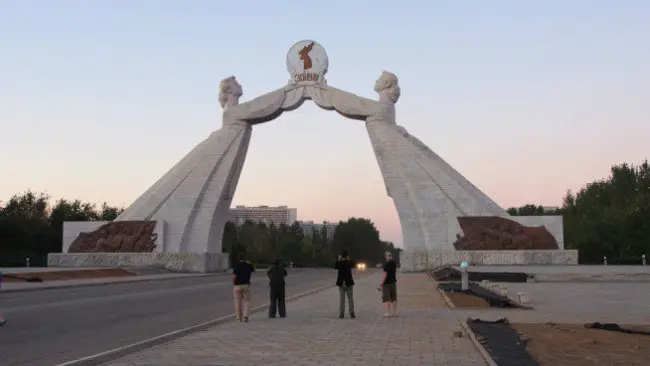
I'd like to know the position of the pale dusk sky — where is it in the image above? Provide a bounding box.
[1,1,649,247]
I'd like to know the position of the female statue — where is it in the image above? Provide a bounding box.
[327,71,506,252]
[117,76,287,254]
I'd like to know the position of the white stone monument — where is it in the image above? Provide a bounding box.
[48,40,577,272]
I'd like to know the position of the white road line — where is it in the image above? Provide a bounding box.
[54,281,338,366]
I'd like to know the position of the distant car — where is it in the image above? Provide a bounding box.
[356,262,367,271]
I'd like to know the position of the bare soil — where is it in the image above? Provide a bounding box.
[445,291,491,308]
[512,323,650,365]
[2,268,136,282]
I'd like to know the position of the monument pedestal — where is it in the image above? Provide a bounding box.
[47,252,229,273]
[399,249,579,272]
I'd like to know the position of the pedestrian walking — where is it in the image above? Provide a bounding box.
[335,250,355,319]
[380,251,398,317]
[0,270,6,326]
[232,252,255,322]
[267,257,287,318]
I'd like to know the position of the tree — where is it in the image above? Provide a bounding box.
[301,234,315,262]
[0,190,50,221]
[332,217,386,266]
[0,191,124,266]
[222,221,237,251]
[506,204,548,216]
[559,160,650,264]
[314,223,333,265]
[278,222,305,263]
[6,159,648,268]
[99,202,124,221]
[267,222,279,258]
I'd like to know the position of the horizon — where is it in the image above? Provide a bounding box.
[2,1,649,247]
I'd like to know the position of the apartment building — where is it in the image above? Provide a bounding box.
[227,205,298,226]
[542,206,560,213]
[298,220,339,241]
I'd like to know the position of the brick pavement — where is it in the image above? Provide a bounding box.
[102,272,486,366]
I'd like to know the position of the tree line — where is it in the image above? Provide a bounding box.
[0,191,124,266]
[1,159,648,266]
[0,190,397,267]
[507,160,650,264]
[223,218,398,267]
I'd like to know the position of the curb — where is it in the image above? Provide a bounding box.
[458,319,498,366]
[434,282,497,366]
[0,273,227,294]
[53,278,352,366]
[435,284,456,309]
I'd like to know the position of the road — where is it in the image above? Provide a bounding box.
[0,269,339,366]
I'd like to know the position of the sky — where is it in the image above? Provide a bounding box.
[1,1,649,247]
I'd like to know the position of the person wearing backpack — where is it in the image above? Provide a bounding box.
[267,257,288,318]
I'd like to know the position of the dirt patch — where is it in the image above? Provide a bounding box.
[2,268,136,282]
[513,323,650,365]
[438,282,523,308]
[445,291,491,308]
[432,266,532,283]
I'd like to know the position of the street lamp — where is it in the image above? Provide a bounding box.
[460,261,469,290]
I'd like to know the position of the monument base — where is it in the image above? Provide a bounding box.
[47,252,230,273]
[400,250,579,272]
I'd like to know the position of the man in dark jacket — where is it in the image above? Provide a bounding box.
[267,258,287,318]
[335,250,355,319]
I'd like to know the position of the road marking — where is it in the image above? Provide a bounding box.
[52,279,343,366]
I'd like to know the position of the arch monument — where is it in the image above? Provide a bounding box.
[48,40,578,272]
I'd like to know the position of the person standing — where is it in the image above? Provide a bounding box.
[335,250,355,319]
[380,251,398,317]
[267,258,287,318]
[0,270,6,326]
[232,252,255,322]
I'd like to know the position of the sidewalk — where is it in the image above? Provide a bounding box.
[102,272,486,366]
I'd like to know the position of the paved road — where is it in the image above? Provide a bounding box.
[0,269,338,366]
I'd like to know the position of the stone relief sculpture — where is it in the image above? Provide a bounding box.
[452,216,559,250]
[68,221,158,253]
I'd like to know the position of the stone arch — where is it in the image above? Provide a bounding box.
[50,40,574,273]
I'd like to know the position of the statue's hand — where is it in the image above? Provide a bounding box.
[327,86,378,121]
[231,87,287,124]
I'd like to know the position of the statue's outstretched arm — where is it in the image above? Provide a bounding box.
[326,86,379,120]
[231,87,287,124]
